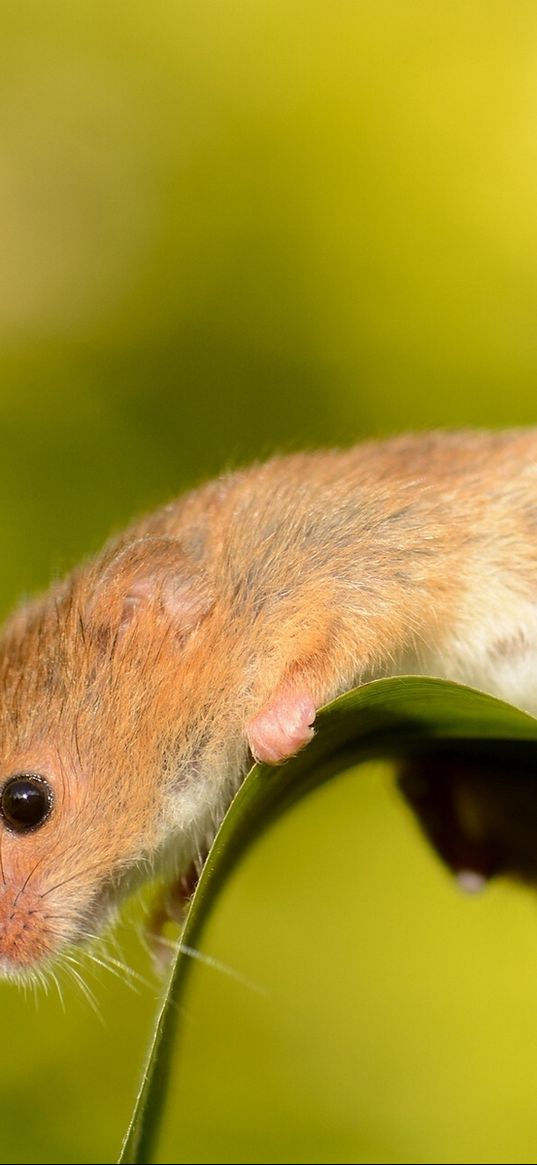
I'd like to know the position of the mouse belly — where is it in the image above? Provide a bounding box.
[400,599,537,716]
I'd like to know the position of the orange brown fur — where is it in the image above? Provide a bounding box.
[0,428,536,977]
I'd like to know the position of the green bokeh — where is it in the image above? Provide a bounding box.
[0,3,536,1162]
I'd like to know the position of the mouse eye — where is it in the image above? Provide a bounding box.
[0,774,53,833]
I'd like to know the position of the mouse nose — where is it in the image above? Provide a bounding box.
[0,880,54,974]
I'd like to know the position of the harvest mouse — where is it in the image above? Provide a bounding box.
[0,428,536,982]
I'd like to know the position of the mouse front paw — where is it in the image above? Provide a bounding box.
[246,688,316,765]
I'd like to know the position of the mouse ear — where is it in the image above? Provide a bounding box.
[88,537,214,639]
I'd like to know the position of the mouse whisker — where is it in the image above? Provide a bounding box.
[12,854,48,906]
[61,954,102,1020]
[82,949,146,993]
[40,862,107,898]
[48,966,66,1012]
[21,964,49,1008]
[150,935,268,997]
[73,712,83,771]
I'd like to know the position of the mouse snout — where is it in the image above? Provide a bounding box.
[0,876,55,976]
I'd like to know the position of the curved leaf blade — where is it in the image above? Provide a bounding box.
[118,675,537,1164]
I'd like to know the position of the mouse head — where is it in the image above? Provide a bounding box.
[0,537,218,982]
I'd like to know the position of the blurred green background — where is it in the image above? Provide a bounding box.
[1,2,537,1162]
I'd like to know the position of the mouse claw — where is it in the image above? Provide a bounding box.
[247,689,316,765]
[145,859,204,973]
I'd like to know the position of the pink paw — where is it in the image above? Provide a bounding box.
[247,691,317,765]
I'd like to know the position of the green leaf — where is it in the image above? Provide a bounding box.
[118,675,537,1164]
